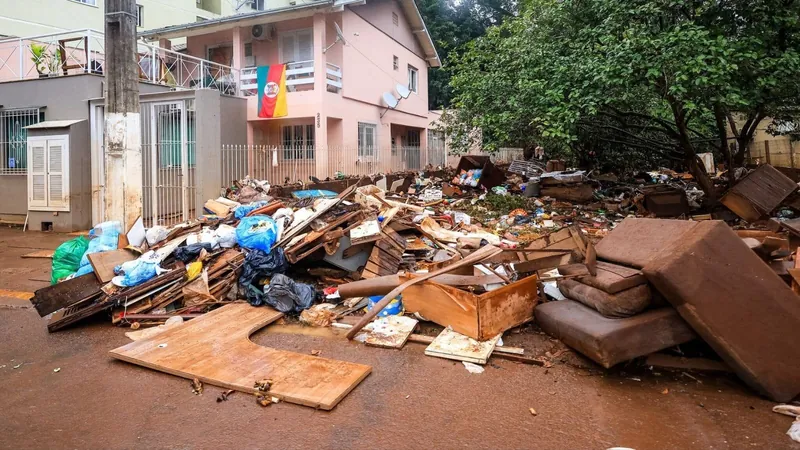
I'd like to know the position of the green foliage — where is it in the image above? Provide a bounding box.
[30,43,61,75]
[417,0,518,110]
[445,0,800,182]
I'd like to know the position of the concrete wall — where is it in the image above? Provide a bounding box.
[350,0,425,56]
[26,122,92,232]
[0,74,170,226]
[0,0,259,39]
[341,7,428,119]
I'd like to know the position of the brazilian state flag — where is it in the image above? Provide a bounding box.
[257,65,288,118]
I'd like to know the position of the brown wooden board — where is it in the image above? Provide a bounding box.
[720,164,798,222]
[643,220,800,402]
[110,303,371,410]
[87,249,138,283]
[30,273,101,317]
[21,250,55,259]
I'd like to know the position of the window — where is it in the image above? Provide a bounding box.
[27,135,70,211]
[358,123,377,157]
[244,43,255,67]
[70,0,97,6]
[392,12,399,26]
[281,124,315,159]
[280,29,313,63]
[393,55,399,70]
[249,0,265,10]
[136,5,143,27]
[1,108,44,174]
[407,65,418,93]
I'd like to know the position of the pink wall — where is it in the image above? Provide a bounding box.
[341,7,428,119]
[350,0,424,56]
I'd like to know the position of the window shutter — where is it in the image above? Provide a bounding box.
[47,139,67,209]
[281,34,296,63]
[297,31,313,62]
[28,140,47,208]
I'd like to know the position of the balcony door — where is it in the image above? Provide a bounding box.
[280,29,313,64]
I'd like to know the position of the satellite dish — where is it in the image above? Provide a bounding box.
[383,92,399,108]
[323,22,348,53]
[396,83,410,99]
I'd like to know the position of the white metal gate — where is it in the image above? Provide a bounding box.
[142,99,196,228]
[91,99,196,227]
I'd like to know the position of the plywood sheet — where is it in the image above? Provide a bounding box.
[425,327,501,364]
[21,250,54,259]
[110,303,371,410]
[362,315,418,349]
[87,249,137,283]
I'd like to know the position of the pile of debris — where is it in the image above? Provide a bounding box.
[27,157,800,432]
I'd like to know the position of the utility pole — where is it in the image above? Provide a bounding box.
[104,0,141,230]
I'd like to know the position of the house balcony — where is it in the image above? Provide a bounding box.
[241,60,343,120]
[0,29,240,95]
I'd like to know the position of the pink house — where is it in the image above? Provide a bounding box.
[140,0,441,177]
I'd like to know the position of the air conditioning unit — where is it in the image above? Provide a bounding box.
[251,24,275,41]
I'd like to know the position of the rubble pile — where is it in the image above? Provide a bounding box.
[28,157,800,422]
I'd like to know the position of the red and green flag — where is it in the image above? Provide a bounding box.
[257,65,288,118]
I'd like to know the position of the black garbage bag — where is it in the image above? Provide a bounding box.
[255,273,316,313]
[239,247,288,289]
[174,243,214,262]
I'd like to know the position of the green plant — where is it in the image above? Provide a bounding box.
[30,43,61,75]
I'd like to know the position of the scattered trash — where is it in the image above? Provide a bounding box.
[216,389,234,402]
[462,361,485,374]
[529,407,537,416]
[191,377,203,395]
[53,368,61,373]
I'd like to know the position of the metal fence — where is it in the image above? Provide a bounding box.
[0,107,43,175]
[221,145,451,187]
[0,29,239,94]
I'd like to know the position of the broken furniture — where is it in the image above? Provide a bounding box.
[556,278,652,318]
[454,155,506,190]
[595,218,698,268]
[641,185,690,217]
[643,220,800,402]
[534,299,696,369]
[110,303,371,410]
[558,261,647,294]
[720,164,797,223]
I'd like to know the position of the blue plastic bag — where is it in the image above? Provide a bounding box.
[234,200,270,219]
[236,215,279,251]
[112,252,163,287]
[76,221,121,276]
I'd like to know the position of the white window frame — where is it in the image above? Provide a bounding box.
[408,65,418,93]
[27,135,70,212]
[279,28,313,64]
[69,0,98,6]
[358,122,377,158]
[136,4,144,27]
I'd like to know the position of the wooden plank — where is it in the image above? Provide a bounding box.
[30,273,102,317]
[21,249,54,259]
[87,249,137,283]
[477,274,539,340]
[362,315,418,349]
[425,327,501,364]
[110,303,372,410]
[402,282,480,338]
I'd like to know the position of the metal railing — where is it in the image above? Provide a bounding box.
[221,145,444,187]
[240,61,342,96]
[0,29,239,95]
[0,107,43,175]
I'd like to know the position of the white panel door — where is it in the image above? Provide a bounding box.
[27,135,69,211]
[28,140,47,208]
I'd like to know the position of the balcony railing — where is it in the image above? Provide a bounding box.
[0,29,239,95]
[240,61,342,96]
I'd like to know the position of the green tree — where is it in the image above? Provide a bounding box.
[445,0,800,198]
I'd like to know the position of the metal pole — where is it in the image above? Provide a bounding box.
[86,30,92,73]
